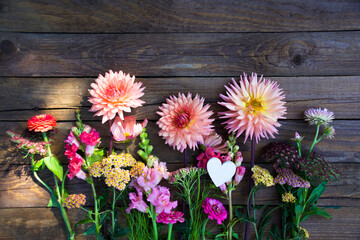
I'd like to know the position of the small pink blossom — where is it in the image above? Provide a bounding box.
[220,153,232,163]
[156,211,184,224]
[218,184,227,194]
[233,166,246,185]
[64,144,78,160]
[126,188,149,213]
[235,152,243,167]
[147,186,177,214]
[111,116,147,141]
[67,154,84,180]
[153,160,170,179]
[196,147,221,169]
[79,129,100,146]
[202,198,227,224]
[64,131,80,148]
[136,166,163,192]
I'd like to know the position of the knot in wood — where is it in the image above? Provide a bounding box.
[292,54,303,66]
[1,40,16,55]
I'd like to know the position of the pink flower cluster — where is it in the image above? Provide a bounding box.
[7,131,49,156]
[157,211,184,224]
[196,147,221,169]
[65,126,101,180]
[202,198,227,224]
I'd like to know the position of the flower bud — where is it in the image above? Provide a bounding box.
[147,155,159,168]
[233,145,239,152]
[235,152,243,167]
[233,166,246,185]
[219,183,228,194]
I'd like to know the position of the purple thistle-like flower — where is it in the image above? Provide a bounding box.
[304,108,334,126]
[274,168,310,188]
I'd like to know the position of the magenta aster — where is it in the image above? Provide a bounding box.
[157,93,214,152]
[202,198,227,224]
[88,70,145,123]
[156,211,185,224]
[218,73,286,143]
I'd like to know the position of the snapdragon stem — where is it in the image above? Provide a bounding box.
[227,188,233,240]
[90,179,100,233]
[150,205,158,240]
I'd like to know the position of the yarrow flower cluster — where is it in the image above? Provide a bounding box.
[304,108,334,126]
[274,168,310,188]
[7,131,49,156]
[62,194,86,209]
[27,114,57,132]
[156,211,185,224]
[157,93,214,152]
[88,70,145,123]
[218,73,286,143]
[251,165,274,187]
[282,192,296,203]
[202,198,227,224]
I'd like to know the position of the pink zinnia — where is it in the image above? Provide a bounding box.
[27,114,57,132]
[202,198,227,224]
[218,73,286,143]
[111,116,148,141]
[196,147,221,169]
[157,211,185,224]
[88,70,145,123]
[147,186,178,214]
[157,93,214,152]
[126,188,149,213]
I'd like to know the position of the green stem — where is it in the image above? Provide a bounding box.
[202,218,209,240]
[307,124,320,159]
[90,180,100,234]
[112,187,116,234]
[252,189,258,240]
[61,170,69,199]
[186,189,194,234]
[167,224,173,240]
[228,188,233,240]
[150,205,158,240]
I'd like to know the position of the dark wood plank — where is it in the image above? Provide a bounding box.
[0,76,359,120]
[1,32,360,77]
[1,120,359,165]
[0,162,357,208]
[0,207,358,240]
[0,0,359,33]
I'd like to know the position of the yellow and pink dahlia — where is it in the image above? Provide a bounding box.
[88,70,145,124]
[157,93,214,152]
[218,73,286,143]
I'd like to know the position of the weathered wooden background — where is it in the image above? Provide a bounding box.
[0,0,360,239]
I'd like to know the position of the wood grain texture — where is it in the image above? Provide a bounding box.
[1,32,360,77]
[0,207,358,240]
[0,162,358,208]
[0,76,359,120]
[0,0,359,33]
[2,120,359,165]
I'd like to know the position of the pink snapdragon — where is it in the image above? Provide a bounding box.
[79,129,100,155]
[67,154,86,180]
[64,131,80,148]
[126,188,149,213]
[135,166,163,192]
[147,186,177,214]
[64,144,78,160]
[196,147,221,169]
[234,166,246,185]
[202,198,227,224]
[156,211,184,224]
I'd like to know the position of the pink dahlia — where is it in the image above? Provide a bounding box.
[202,198,227,224]
[88,70,145,123]
[157,93,214,152]
[219,73,286,143]
[111,116,148,141]
[157,211,185,224]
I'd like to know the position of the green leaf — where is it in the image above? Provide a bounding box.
[137,150,148,160]
[295,205,303,219]
[87,149,104,166]
[301,206,332,222]
[75,218,94,228]
[47,193,60,208]
[83,224,97,236]
[306,181,327,207]
[33,159,44,171]
[44,156,63,180]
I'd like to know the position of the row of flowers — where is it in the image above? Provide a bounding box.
[8,71,339,240]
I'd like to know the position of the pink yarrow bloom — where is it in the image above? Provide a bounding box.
[111,116,148,141]
[218,73,286,143]
[126,188,149,213]
[157,93,214,152]
[88,70,145,124]
[157,211,185,224]
[196,147,221,169]
[147,186,178,214]
[202,198,227,224]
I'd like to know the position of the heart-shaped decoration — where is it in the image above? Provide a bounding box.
[207,157,236,187]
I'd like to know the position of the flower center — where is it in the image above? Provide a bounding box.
[246,98,263,113]
[124,132,131,139]
[174,112,191,128]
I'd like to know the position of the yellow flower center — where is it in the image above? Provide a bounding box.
[246,98,263,113]
[124,132,131,139]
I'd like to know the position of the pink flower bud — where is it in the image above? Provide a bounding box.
[235,152,243,167]
[233,166,246,185]
[219,183,228,194]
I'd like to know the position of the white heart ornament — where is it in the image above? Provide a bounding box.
[207,157,236,187]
